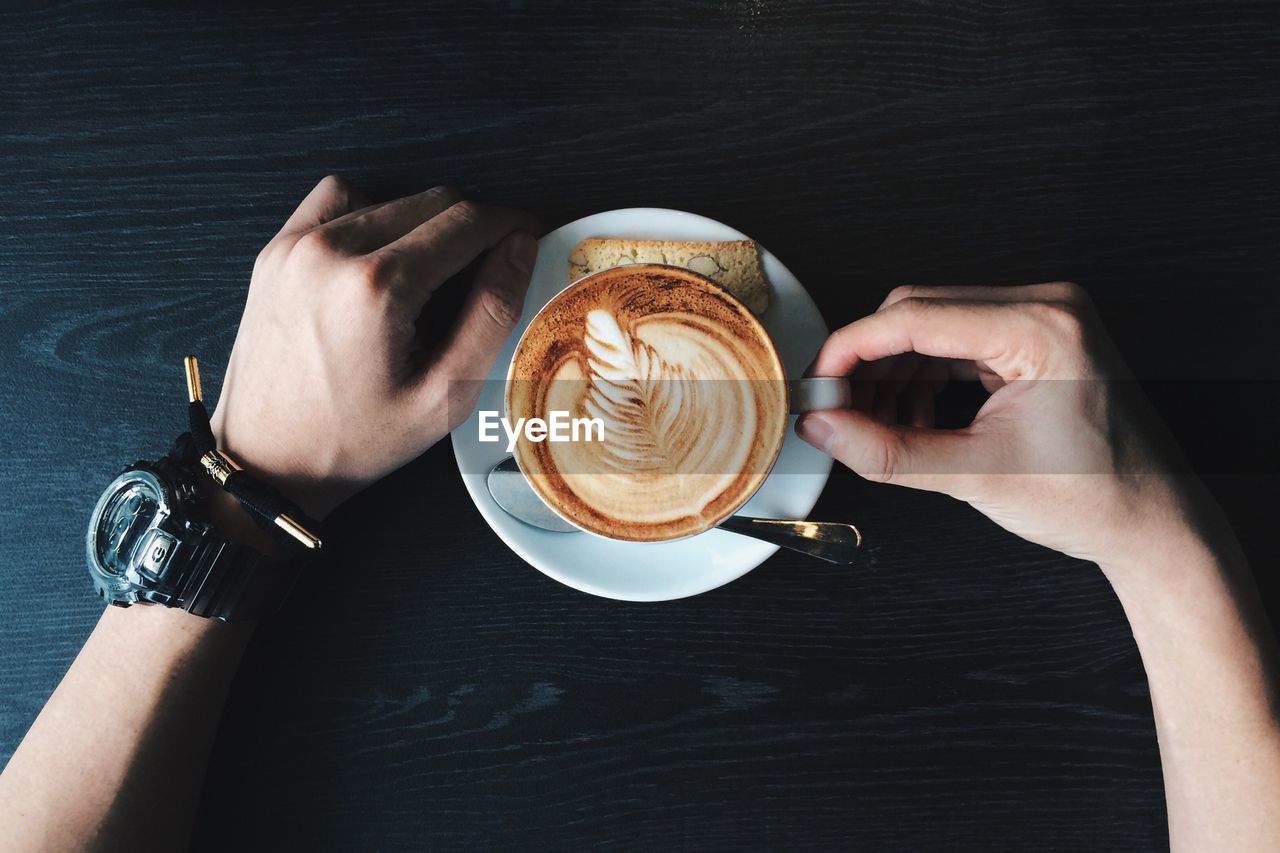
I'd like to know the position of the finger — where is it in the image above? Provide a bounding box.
[901,357,950,428]
[321,185,465,255]
[276,175,369,241]
[810,299,1028,378]
[872,353,921,424]
[946,359,983,382]
[945,359,1007,393]
[421,230,540,420]
[375,201,543,310]
[879,282,1088,311]
[903,388,935,428]
[849,355,897,413]
[795,407,975,494]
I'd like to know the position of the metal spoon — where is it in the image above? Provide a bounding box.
[486,456,862,564]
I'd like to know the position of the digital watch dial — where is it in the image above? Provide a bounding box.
[87,466,188,604]
[86,461,299,621]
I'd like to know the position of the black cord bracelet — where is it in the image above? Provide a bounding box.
[175,356,323,553]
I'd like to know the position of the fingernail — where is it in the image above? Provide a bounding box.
[796,413,833,452]
[507,232,538,275]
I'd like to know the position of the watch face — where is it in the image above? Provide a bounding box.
[87,468,170,579]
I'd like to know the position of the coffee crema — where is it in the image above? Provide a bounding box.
[507,265,788,542]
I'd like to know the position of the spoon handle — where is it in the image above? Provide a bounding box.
[717,517,862,564]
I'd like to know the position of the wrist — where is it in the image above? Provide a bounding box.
[102,592,254,649]
[1095,488,1270,661]
[1100,518,1279,727]
[1092,474,1238,588]
[1101,524,1229,616]
[208,410,352,519]
[200,485,288,558]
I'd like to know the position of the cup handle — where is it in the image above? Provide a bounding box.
[787,377,852,414]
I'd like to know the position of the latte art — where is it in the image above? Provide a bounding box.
[581,309,702,473]
[508,265,788,542]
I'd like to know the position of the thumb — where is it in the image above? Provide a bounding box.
[796,408,972,495]
[429,230,538,383]
[424,230,538,431]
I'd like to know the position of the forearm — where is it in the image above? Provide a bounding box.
[1105,524,1280,853]
[0,605,251,853]
[0,177,533,852]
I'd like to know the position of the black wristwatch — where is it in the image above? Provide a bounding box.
[86,455,302,622]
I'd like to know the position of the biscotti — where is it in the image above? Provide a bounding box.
[568,237,771,315]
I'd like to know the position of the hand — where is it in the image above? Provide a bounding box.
[801,284,1280,852]
[210,176,541,518]
[798,282,1204,575]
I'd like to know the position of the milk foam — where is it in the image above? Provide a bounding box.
[508,266,786,541]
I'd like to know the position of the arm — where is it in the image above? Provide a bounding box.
[1104,519,1279,851]
[0,605,250,853]
[800,282,1280,851]
[0,176,541,852]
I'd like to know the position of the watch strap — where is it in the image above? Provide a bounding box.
[174,535,302,622]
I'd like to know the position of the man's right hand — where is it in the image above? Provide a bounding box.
[799,282,1280,852]
[797,282,1205,579]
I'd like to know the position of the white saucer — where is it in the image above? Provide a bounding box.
[451,208,833,601]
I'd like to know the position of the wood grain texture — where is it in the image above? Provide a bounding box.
[1,0,1277,849]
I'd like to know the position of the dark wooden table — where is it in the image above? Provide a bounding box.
[2,2,1277,850]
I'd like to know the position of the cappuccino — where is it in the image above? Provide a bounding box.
[507,265,787,542]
